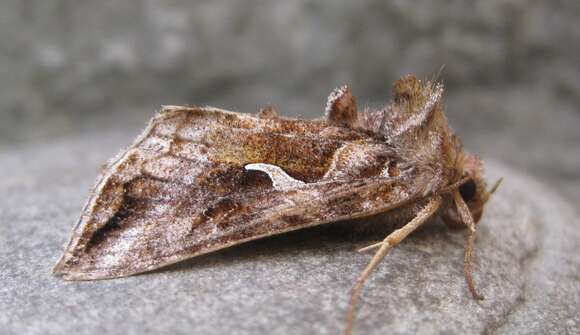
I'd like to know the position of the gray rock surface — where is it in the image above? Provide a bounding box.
[1,133,578,334]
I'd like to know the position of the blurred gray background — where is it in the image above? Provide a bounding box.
[2,0,579,199]
[1,2,580,334]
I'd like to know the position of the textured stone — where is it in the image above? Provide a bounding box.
[0,133,578,334]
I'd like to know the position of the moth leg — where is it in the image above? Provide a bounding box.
[344,196,442,335]
[357,242,382,253]
[452,190,485,300]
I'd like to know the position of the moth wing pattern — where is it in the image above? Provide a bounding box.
[54,106,425,280]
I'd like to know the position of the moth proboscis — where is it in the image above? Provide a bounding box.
[54,75,499,334]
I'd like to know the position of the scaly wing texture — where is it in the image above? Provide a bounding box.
[54,106,422,280]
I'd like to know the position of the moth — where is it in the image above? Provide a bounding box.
[54,75,499,334]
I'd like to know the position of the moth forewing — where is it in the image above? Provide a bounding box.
[53,103,421,280]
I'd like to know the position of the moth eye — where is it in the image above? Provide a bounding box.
[459,179,477,202]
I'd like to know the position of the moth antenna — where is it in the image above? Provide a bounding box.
[471,177,503,214]
[452,190,485,300]
[485,177,503,204]
[344,197,442,335]
[489,178,503,194]
[431,64,446,84]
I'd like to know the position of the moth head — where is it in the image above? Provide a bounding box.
[443,154,494,227]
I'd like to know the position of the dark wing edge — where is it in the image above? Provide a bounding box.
[53,108,165,275]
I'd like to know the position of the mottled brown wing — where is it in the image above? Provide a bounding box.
[54,106,421,280]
